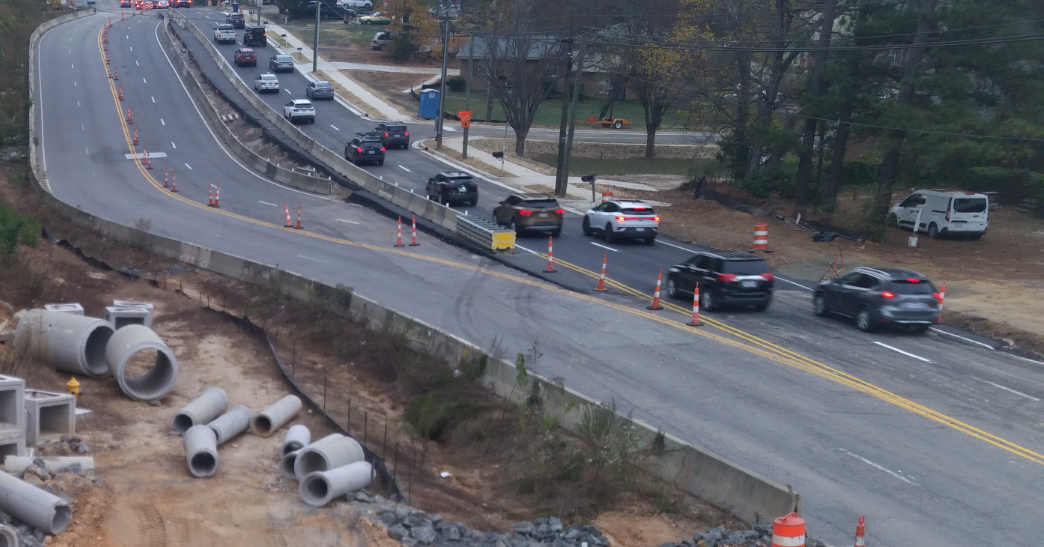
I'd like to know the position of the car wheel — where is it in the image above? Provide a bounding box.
[887,213,899,228]
[603,224,614,243]
[856,309,874,332]
[468,199,477,207]
[403,141,410,149]
[614,120,623,129]
[666,279,679,299]
[582,217,592,236]
[378,160,384,166]
[813,293,829,316]
[928,223,939,238]
[362,19,369,24]
[510,218,520,234]
[700,289,715,311]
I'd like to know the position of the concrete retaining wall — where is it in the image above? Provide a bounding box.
[30,12,799,526]
[166,12,459,232]
[159,22,334,195]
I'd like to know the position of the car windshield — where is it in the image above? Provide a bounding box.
[953,198,987,213]
[622,205,655,214]
[260,75,276,81]
[218,24,233,30]
[387,125,407,132]
[722,260,770,275]
[315,82,332,89]
[274,55,291,62]
[522,199,558,208]
[885,279,936,295]
[446,177,472,184]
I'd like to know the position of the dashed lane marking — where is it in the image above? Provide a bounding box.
[872,341,932,363]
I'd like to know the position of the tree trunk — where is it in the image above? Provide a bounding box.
[873,0,937,224]
[794,0,837,215]
[745,0,797,179]
[645,126,657,158]
[515,127,528,157]
[732,52,752,180]
[824,98,853,213]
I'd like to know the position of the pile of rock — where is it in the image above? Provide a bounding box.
[8,458,101,547]
[658,524,826,547]
[35,435,91,456]
[374,505,611,547]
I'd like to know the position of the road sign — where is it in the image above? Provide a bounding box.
[458,110,472,123]
[461,120,470,129]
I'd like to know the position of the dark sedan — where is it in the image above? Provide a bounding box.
[269,54,294,72]
[814,267,940,332]
[426,172,478,206]
[306,80,335,100]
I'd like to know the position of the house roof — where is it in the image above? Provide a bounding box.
[455,35,563,61]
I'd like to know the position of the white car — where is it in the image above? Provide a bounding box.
[582,199,660,244]
[213,24,236,44]
[338,0,373,10]
[888,189,989,239]
[254,73,280,93]
[283,99,315,124]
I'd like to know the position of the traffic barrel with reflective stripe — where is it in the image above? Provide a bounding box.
[753,222,769,251]
[772,513,805,547]
[853,514,866,547]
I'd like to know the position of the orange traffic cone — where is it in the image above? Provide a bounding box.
[215,185,221,208]
[687,283,703,327]
[118,85,123,101]
[295,203,302,229]
[544,236,556,273]
[647,269,664,310]
[170,170,177,192]
[853,515,866,547]
[208,186,214,206]
[113,67,118,80]
[127,108,133,124]
[164,168,169,188]
[394,216,404,247]
[283,204,292,227]
[593,252,607,292]
[409,215,419,246]
[132,127,138,145]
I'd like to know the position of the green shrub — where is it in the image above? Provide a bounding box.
[840,160,878,188]
[446,76,466,93]
[390,34,415,63]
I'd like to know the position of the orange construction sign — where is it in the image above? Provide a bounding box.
[458,110,472,122]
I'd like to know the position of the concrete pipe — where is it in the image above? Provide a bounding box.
[171,387,229,434]
[0,469,71,535]
[0,525,17,547]
[294,434,364,480]
[300,461,373,507]
[13,309,114,377]
[280,424,310,459]
[4,456,94,474]
[251,395,302,438]
[183,425,218,478]
[104,324,178,402]
[282,433,340,479]
[207,405,252,446]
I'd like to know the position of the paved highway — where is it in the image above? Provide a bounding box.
[35,7,1044,546]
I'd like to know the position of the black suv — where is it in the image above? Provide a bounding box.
[814,267,939,332]
[426,172,477,206]
[345,133,385,166]
[375,122,409,149]
[666,251,774,311]
[226,12,245,29]
[243,26,266,47]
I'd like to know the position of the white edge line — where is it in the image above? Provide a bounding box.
[514,244,538,256]
[838,448,914,484]
[654,238,698,253]
[259,200,278,206]
[589,241,618,252]
[872,341,932,363]
[928,327,995,350]
[398,165,411,172]
[297,254,329,263]
[971,377,1041,402]
[336,219,359,224]
[777,277,815,291]
[1005,353,1044,367]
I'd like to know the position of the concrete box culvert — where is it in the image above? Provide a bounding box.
[172,387,229,434]
[299,461,374,507]
[251,395,302,437]
[294,434,364,480]
[207,405,252,446]
[14,309,114,377]
[104,324,178,402]
[183,425,219,478]
[0,524,17,547]
[280,424,310,459]
[0,469,71,535]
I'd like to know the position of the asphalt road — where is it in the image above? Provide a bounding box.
[36,8,1044,547]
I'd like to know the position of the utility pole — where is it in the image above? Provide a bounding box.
[434,0,452,150]
[562,35,587,198]
[462,31,475,159]
[312,0,320,74]
[553,14,576,198]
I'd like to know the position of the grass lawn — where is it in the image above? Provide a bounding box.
[528,154,714,177]
[441,91,687,130]
[290,25,374,51]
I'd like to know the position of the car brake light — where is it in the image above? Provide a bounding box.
[356,147,364,153]
[907,278,921,283]
[384,132,389,137]
[653,216,660,222]
[616,216,626,222]
[760,273,774,281]
[404,131,409,137]
[519,209,532,216]
[554,208,564,214]
[717,273,737,282]
[933,292,942,300]
[381,147,386,152]
[881,291,896,299]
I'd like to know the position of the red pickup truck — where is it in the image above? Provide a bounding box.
[234,48,257,67]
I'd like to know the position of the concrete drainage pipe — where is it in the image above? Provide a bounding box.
[283,433,341,479]
[3,457,94,474]
[0,525,17,547]
[183,425,219,478]
[300,461,373,507]
[294,434,364,480]
[13,309,114,377]
[251,395,302,438]
[280,424,311,459]
[104,324,178,402]
[172,387,229,434]
[0,467,72,535]
[207,405,253,446]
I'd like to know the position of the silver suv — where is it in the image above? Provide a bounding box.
[283,99,315,124]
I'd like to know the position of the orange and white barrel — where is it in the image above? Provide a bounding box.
[771,513,805,547]
[754,222,769,251]
[601,190,614,203]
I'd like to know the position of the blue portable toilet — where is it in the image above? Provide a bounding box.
[418,89,440,120]
[232,2,239,12]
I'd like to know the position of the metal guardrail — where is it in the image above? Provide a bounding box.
[456,216,515,251]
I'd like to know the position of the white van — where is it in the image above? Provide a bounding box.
[888,190,989,239]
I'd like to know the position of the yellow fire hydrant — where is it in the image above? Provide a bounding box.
[67,377,80,399]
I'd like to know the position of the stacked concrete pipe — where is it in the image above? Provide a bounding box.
[172,387,229,434]
[282,433,340,479]
[280,424,310,459]
[0,525,16,547]
[294,434,365,480]
[251,395,302,437]
[300,461,373,507]
[183,425,219,478]
[0,470,71,535]
[13,309,114,377]
[207,405,253,446]
[104,324,178,402]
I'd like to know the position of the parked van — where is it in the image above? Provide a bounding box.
[888,189,989,239]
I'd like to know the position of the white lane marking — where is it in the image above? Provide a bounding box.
[653,238,698,253]
[330,124,339,131]
[337,219,359,224]
[161,118,166,126]
[514,244,539,256]
[74,81,77,87]
[210,233,222,238]
[71,63,74,69]
[348,203,363,207]
[171,141,177,148]
[872,341,931,363]
[777,277,814,291]
[184,163,193,170]
[151,96,155,103]
[68,49,71,53]
[259,201,278,207]
[143,77,147,84]
[297,254,329,264]
[928,327,994,350]
[69,38,72,42]
[1006,353,1044,368]
[123,152,169,159]
[398,165,411,172]
[839,449,914,484]
[86,147,89,154]
[971,377,1040,402]
[77,101,80,107]
[126,35,129,39]
[589,242,618,252]
[129,46,133,51]
[205,15,210,19]
[284,88,292,94]
[81,123,84,131]
[136,60,140,66]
